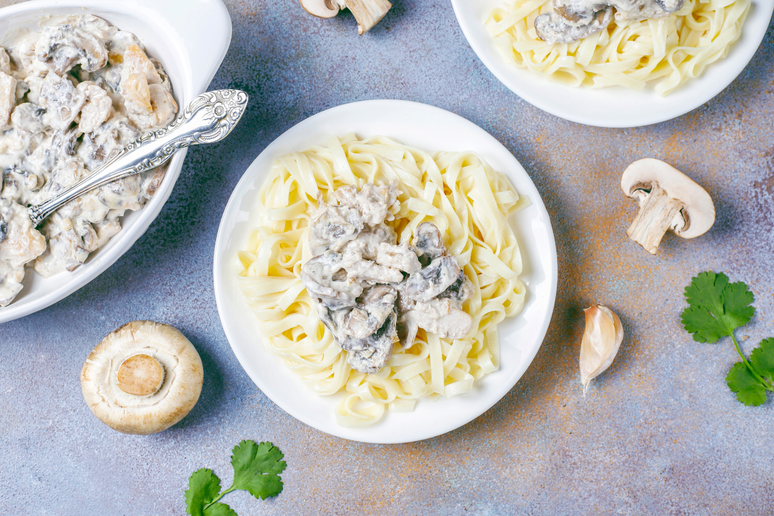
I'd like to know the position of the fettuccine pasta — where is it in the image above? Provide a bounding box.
[236,134,528,426]
[486,0,750,94]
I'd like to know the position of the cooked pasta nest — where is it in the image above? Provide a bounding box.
[486,0,750,94]
[236,134,529,426]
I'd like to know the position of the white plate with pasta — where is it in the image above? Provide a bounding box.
[213,100,557,443]
[452,0,773,127]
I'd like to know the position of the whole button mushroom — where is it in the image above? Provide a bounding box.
[81,321,203,435]
[621,159,715,254]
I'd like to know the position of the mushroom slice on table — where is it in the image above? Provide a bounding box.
[80,321,203,435]
[299,0,392,34]
[621,159,715,254]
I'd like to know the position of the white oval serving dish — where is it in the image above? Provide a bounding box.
[451,0,774,127]
[213,100,558,443]
[0,0,232,324]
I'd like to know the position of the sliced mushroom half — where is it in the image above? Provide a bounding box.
[299,0,392,34]
[81,321,203,435]
[621,159,715,254]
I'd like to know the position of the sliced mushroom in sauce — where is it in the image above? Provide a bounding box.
[35,22,109,75]
[0,14,178,305]
[534,0,684,44]
[301,183,475,374]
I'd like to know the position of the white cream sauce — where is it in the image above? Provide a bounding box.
[536,0,684,44]
[0,14,177,306]
[301,183,475,374]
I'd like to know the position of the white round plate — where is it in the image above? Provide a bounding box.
[214,100,558,443]
[0,0,231,324]
[451,0,774,127]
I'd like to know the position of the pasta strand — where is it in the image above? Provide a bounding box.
[486,0,750,95]
[237,136,527,426]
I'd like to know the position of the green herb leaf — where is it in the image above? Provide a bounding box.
[721,281,756,330]
[681,272,774,406]
[684,270,729,313]
[726,362,767,406]
[681,271,755,343]
[185,441,286,515]
[681,304,729,343]
[750,338,774,385]
[231,440,287,500]
[185,469,222,516]
[204,503,238,516]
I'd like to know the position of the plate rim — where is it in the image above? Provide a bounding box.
[0,0,232,324]
[213,99,558,443]
[450,0,774,127]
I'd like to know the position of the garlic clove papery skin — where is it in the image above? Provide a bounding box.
[579,305,624,394]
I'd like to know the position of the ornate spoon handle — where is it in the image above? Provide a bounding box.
[28,89,249,226]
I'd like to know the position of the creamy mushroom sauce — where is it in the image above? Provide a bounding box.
[535,0,684,44]
[0,14,177,306]
[300,183,474,374]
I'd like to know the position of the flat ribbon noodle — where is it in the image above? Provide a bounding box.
[486,0,750,95]
[237,135,528,426]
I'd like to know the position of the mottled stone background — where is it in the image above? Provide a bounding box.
[2,0,774,514]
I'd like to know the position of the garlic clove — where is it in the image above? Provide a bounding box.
[579,305,624,394]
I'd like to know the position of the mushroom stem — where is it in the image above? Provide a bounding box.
[345,0,392,34]
[117,353,165,396]
[626,183,686,254]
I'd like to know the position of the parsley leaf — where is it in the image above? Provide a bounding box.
[203,504,238,516]
[185,469,222,516]
[185,441,286,516]
[231,440,286,500]
[750,338,774,385]
[681,271,755,343]
[726,362,767,406]
[682,272,774,406]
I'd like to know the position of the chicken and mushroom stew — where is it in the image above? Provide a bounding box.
[301,182,474,374]
[0,14,177,306]
[534,0,684,44]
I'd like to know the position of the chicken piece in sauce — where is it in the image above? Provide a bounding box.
[0,14,178,305]
[535,0,684,44]
[301,184,475,374]
[0,198,45,306]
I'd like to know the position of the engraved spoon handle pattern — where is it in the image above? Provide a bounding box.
[28,89,249,226]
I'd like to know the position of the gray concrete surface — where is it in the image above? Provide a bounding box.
[2,0,774,514]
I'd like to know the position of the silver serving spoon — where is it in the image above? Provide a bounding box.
[28,89,249,226]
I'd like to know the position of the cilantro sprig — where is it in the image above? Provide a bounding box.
[681,271,774,406]
[185,440,286,516]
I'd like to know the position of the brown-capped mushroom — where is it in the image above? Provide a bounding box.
[621,158,715,254]
[80,321,203,435]
[299,0,392,34]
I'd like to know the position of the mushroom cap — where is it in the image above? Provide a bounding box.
[299,0,343,18]
[80,321,203,435]
[621,158,715,239]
